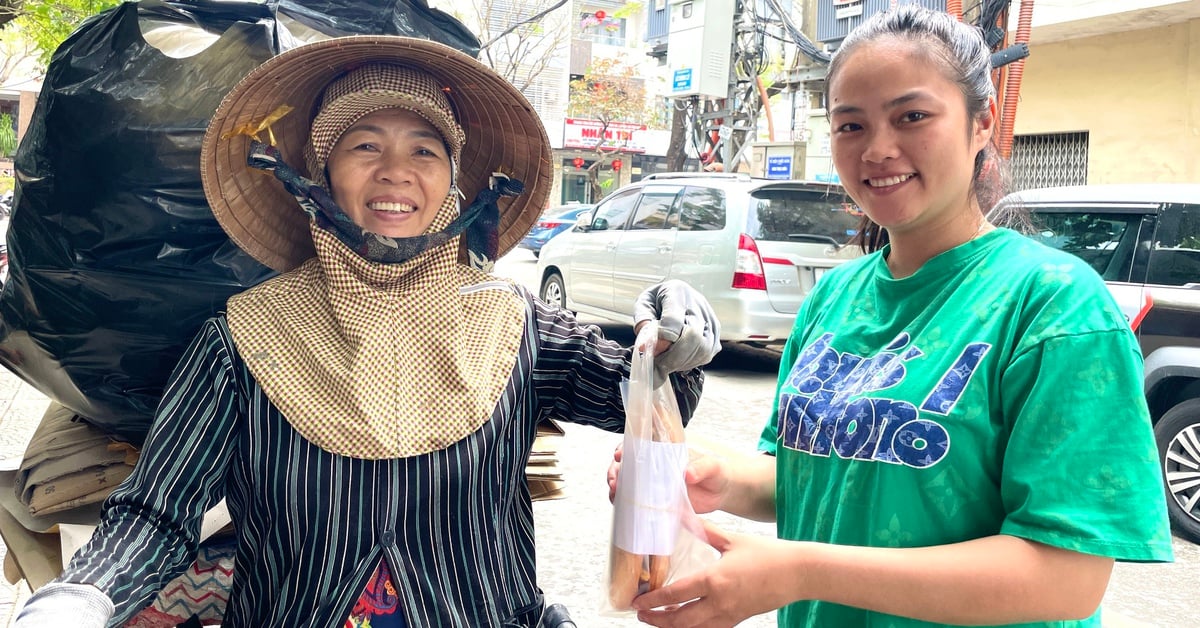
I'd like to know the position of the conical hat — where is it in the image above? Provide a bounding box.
[201,36,551,272]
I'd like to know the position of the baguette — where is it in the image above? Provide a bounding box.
[608,396,685,609]
[609,546,647,610]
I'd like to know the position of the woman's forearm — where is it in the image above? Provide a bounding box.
[788,534,1114,624]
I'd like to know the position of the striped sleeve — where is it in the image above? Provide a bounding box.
[524,290,704,431]
[56,318,240,625]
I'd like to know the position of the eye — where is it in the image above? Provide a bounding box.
[351,142,379,152]
[414,145,447,159]
[834,122,862,133]
[901,111,928,123]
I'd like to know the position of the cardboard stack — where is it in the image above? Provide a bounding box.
[0,402,234,626]
[529,419,567,501]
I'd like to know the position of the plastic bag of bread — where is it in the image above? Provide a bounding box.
[604,322,715,613]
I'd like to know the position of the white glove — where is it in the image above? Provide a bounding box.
[633,279,721,381]
[14,582,114,628]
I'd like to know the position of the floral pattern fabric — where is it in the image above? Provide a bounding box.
[346,561,406,628]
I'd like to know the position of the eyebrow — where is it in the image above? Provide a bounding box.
[829,90,930,117]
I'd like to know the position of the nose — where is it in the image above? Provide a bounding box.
[861,126,900,164]
[373,151,414,184]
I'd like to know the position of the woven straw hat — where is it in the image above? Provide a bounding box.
[201,36,552,273]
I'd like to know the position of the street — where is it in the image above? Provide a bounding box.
[495,249,1200,627]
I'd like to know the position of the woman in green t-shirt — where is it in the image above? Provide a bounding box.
[618,5,1174,628]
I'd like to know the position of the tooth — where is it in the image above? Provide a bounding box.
[369,202,416,212]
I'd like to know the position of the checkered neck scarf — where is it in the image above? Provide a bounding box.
[225,209,526,459]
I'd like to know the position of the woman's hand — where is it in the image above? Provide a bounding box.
[632,521,802,628]
[633,280,721,383]
[608,446,730,514]
[14,583,114,628]
[681,451,729,515]
[607,444,623,503]
[633,320,673,357]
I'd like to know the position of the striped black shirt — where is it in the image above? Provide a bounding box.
[57,286,703,627]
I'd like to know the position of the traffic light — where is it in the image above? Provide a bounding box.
[572,157,584,169]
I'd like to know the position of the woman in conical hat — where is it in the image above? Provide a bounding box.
[17,36,720,627]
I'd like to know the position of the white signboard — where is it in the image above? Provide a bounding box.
[562,118,648,153]
[835,0,864,19]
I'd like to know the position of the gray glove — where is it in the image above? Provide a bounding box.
[633,279,721,379]
[15,582,114,628]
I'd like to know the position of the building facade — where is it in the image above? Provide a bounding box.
[1009,0,1200,187]
[801,0,1200,190]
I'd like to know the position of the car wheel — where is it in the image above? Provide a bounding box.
[1155,397,1200,544]
[541,272,566,309]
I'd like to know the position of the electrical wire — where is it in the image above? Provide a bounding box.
[975,0,1013,48]
[761,0,830,63]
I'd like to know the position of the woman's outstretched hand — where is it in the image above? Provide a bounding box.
[633,280,721,384]
[608,447,729,515]
[631,521,801,628]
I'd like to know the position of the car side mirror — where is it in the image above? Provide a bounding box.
[573,211,594,232]
[593,217,609,231]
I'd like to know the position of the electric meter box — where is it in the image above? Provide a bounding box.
[666,0,734,99]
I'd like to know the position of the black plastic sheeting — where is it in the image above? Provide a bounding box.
[0,0,480,444]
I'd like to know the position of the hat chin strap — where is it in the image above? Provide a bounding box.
[246,139,523,269]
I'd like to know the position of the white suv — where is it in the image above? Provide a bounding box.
[535,173,862,349]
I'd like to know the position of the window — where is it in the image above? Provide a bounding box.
[1147,204,1200,287]
[589,188,639,231]
[630,187,680,230]
[676,187,726,232]
[746,188,861,244]
[1024,211,1143,281]
[578,12,627,46]
[1011,132,1089,191]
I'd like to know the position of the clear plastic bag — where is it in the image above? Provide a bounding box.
[603,322,715,613]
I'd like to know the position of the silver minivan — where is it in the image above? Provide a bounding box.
[535,173,862,349]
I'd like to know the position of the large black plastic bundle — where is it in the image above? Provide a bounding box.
[0,0,479,444]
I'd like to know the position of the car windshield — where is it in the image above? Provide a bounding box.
[746,188,861,244]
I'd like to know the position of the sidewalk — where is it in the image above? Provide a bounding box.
[0,369,49,625]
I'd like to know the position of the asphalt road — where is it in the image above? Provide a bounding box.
[495,248,1199,628]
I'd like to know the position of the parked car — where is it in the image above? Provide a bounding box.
[990,183,1200,544]
[536,172,861,349]
[518,203,594,257]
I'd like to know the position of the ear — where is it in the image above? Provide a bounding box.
[972,98,998,151]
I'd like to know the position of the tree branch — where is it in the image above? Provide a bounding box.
[480,0,569,50]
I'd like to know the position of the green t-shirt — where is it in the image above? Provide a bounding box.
[758,229,1174,628]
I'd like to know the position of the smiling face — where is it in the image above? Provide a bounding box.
[828,37,994,238]
[326,108,453,239]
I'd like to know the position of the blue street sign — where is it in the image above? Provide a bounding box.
[813,171,841,183]
[672,69,693,92]
[766,155,792,180]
